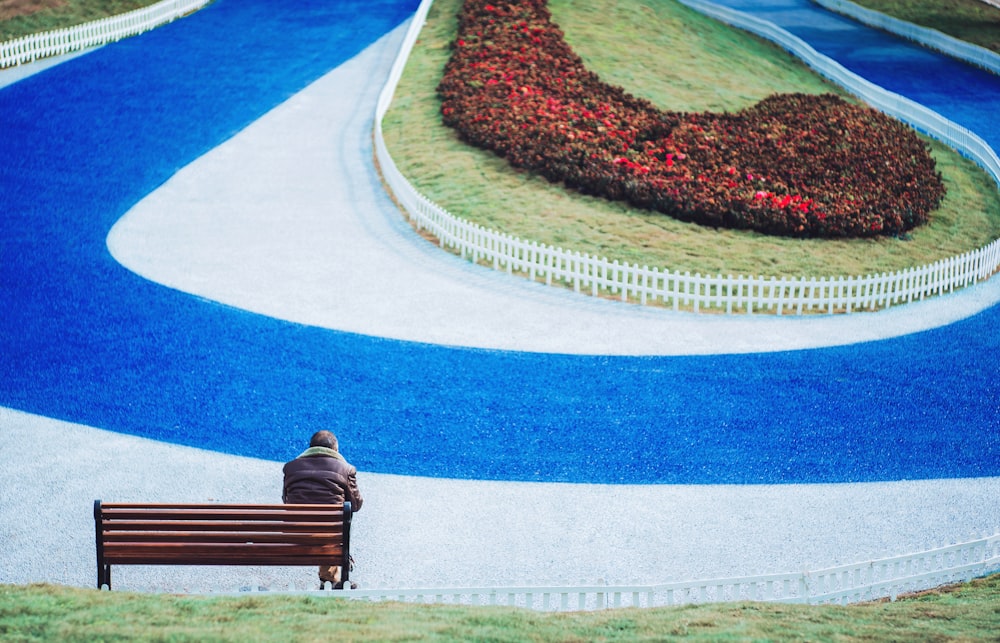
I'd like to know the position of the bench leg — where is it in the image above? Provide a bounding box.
[97,564,111,590]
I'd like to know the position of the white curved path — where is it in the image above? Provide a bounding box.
[105,28,1000,357]
[2,25,998,593]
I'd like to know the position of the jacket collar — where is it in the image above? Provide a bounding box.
[297,446,344,460]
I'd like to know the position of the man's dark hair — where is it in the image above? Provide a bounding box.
[309,430,338,450]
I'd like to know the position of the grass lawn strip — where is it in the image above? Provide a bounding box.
[1,575,999,641]
[382,0,1000,279]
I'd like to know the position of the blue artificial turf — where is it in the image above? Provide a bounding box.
[1,0,998,484]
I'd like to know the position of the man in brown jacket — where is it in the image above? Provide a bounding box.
[283,430,364,588]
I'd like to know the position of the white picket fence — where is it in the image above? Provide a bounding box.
[0,0,209,69]
[813,0,1000,76]
[374,0,1000,315]
[228,532,1000,610]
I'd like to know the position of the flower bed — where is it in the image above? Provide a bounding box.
[437,0,946,238]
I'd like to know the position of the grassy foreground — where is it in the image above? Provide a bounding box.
[3,576,1000,642]
[382,0,1000,279]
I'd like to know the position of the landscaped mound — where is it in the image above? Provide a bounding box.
[437,0,947,238]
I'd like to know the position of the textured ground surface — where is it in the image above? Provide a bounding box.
[1,0,998,591]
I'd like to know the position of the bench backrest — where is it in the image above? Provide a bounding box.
[94,500,351,588]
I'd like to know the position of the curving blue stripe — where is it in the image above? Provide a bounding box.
[1,0,998,484]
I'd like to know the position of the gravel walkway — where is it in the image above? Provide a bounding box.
[5,406,999,592]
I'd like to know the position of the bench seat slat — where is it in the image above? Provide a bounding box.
[100,503,332,509]
[100,521,344,533]
[102,556,342,566]
[104,543,343,563]
[104,553,343,565]
[100,510,340,522]
[101,532,342,544]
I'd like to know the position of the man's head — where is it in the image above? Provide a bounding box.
[309,430,338,451]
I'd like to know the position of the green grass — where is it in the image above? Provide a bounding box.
[2,576,1000,641]
[849,0,1000,53]
[0,0,163,41]
[382,0,1000,279]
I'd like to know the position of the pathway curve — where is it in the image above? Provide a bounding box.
[1,0,998,591]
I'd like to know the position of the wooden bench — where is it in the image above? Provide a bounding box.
[93,500,352,590]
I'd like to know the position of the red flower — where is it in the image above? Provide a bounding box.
[436,0,944,238]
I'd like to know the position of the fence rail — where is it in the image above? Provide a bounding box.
[812,0,1000,76]
[0,0,209,69]
[227,533,1000,610]
[374,0,1000,315]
